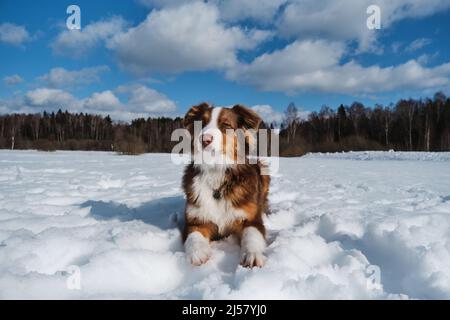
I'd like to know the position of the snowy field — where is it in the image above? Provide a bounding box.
[0,150,449,299]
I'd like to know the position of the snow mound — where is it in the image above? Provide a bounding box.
[0,150,449,299]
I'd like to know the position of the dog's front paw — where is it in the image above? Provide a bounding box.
[188,246,211,266]
[185,232,211,266]
[240,250,267,268]
[240,226,267,268]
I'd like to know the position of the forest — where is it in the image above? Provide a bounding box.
[1,92,449,156]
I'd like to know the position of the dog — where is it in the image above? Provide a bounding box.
[182,103,270,268]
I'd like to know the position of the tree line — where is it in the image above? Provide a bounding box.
[280,92,450,155]
[0,92,449,156]
[0,110,183,154]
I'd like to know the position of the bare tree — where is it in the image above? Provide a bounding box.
[11,127,15,150]
[383,105,392,147]
[408,103,415,150]
[348,102,366,136]
[284,103,299,143]
[32,114,40,140]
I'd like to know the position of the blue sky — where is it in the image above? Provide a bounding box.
[1,0,450,123]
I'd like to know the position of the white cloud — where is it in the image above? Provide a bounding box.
[51,17,126,58]
[251,105,284,124]
[3,74,24,86]
[252,104,310,125]
[38,66,110,89]
[84,90,121,111]
[405,38,432,52]
[116,84,177,114]
[0,23,31,46]
[85,85,177,121]
[277,0,377,51]
[108,2,272,74]
[1,85,177,122]
[276,0,450,52]
[139,0,286,23]
[227,39,450,94]
[380,0,450,21]
[227,40,345,92]
[25,88,81,110]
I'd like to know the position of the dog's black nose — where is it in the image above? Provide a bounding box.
[201,134,213,148]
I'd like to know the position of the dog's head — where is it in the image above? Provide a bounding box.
[183,103,262,166]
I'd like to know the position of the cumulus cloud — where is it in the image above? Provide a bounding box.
[25,88,81,110]
[3,74,24,86]
[277,0,450,52]
[139,0,286,24]
[116,84,177,114]
[251,105,284,124]
[107,2,272,74]
[86,85,177,121]
[227,39,450,94]
[37,66,110,89]
[51,17,126,58]
[252,104,310,125]
[84,90,121,111]
[380,0,450,21]
[226,40,345,92]
[140,0,286,23]
[0,85,177,122]
[277,0,375,51]
[0,23,32,46]
[0,87,82,116]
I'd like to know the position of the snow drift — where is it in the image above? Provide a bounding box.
[0,150,449,299]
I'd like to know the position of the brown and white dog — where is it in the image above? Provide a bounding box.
[182,103,270,268]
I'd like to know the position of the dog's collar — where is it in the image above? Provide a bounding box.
[212,168,232,200]
[213,189,221,200]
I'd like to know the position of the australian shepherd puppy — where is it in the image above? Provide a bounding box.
[182,103,270,268]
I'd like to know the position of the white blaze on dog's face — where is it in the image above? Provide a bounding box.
[196,107,223,165]
[183,103,262,167]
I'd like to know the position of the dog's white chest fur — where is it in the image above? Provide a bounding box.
[186,167,246,234]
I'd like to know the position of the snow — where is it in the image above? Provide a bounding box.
[0,150,449,299]
[304,150,450,162]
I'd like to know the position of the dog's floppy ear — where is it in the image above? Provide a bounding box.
[232,104,262,130]
[183,103,210,128]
